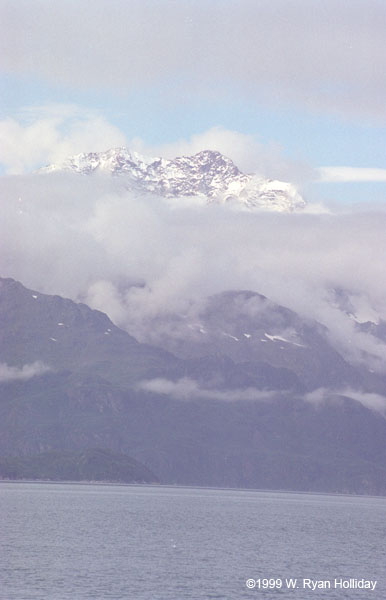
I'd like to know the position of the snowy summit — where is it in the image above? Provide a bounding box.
[40,148,306,212]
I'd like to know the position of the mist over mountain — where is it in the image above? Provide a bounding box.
[2,146,386,492]
[2,148,386,375]
[2,276,386,493]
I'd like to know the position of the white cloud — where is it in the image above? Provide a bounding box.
[305,387,386,414]
[318,167,386,183]
[140,379,386,412]
[0,361,51,383]
[0,105,127,174]
[137,377,275,401]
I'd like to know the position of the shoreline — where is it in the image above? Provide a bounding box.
[1,478,386,500]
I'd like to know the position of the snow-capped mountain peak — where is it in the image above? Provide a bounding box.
[40,147,306,212]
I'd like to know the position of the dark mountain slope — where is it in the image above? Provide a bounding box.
[0,448,158,483]
[0,277,178,385]
[1,277,386,494]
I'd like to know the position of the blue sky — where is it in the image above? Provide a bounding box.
[1,0,386,204]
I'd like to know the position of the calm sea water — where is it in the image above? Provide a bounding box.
[1,482,385,600]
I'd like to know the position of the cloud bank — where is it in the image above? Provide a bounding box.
[2,0,386,121]
[1,170,386,370]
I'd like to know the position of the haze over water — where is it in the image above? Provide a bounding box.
[1,482,385,599]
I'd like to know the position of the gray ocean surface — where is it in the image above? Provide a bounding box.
[1,482,385,600]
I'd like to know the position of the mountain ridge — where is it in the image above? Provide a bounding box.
[39,148,306,212]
